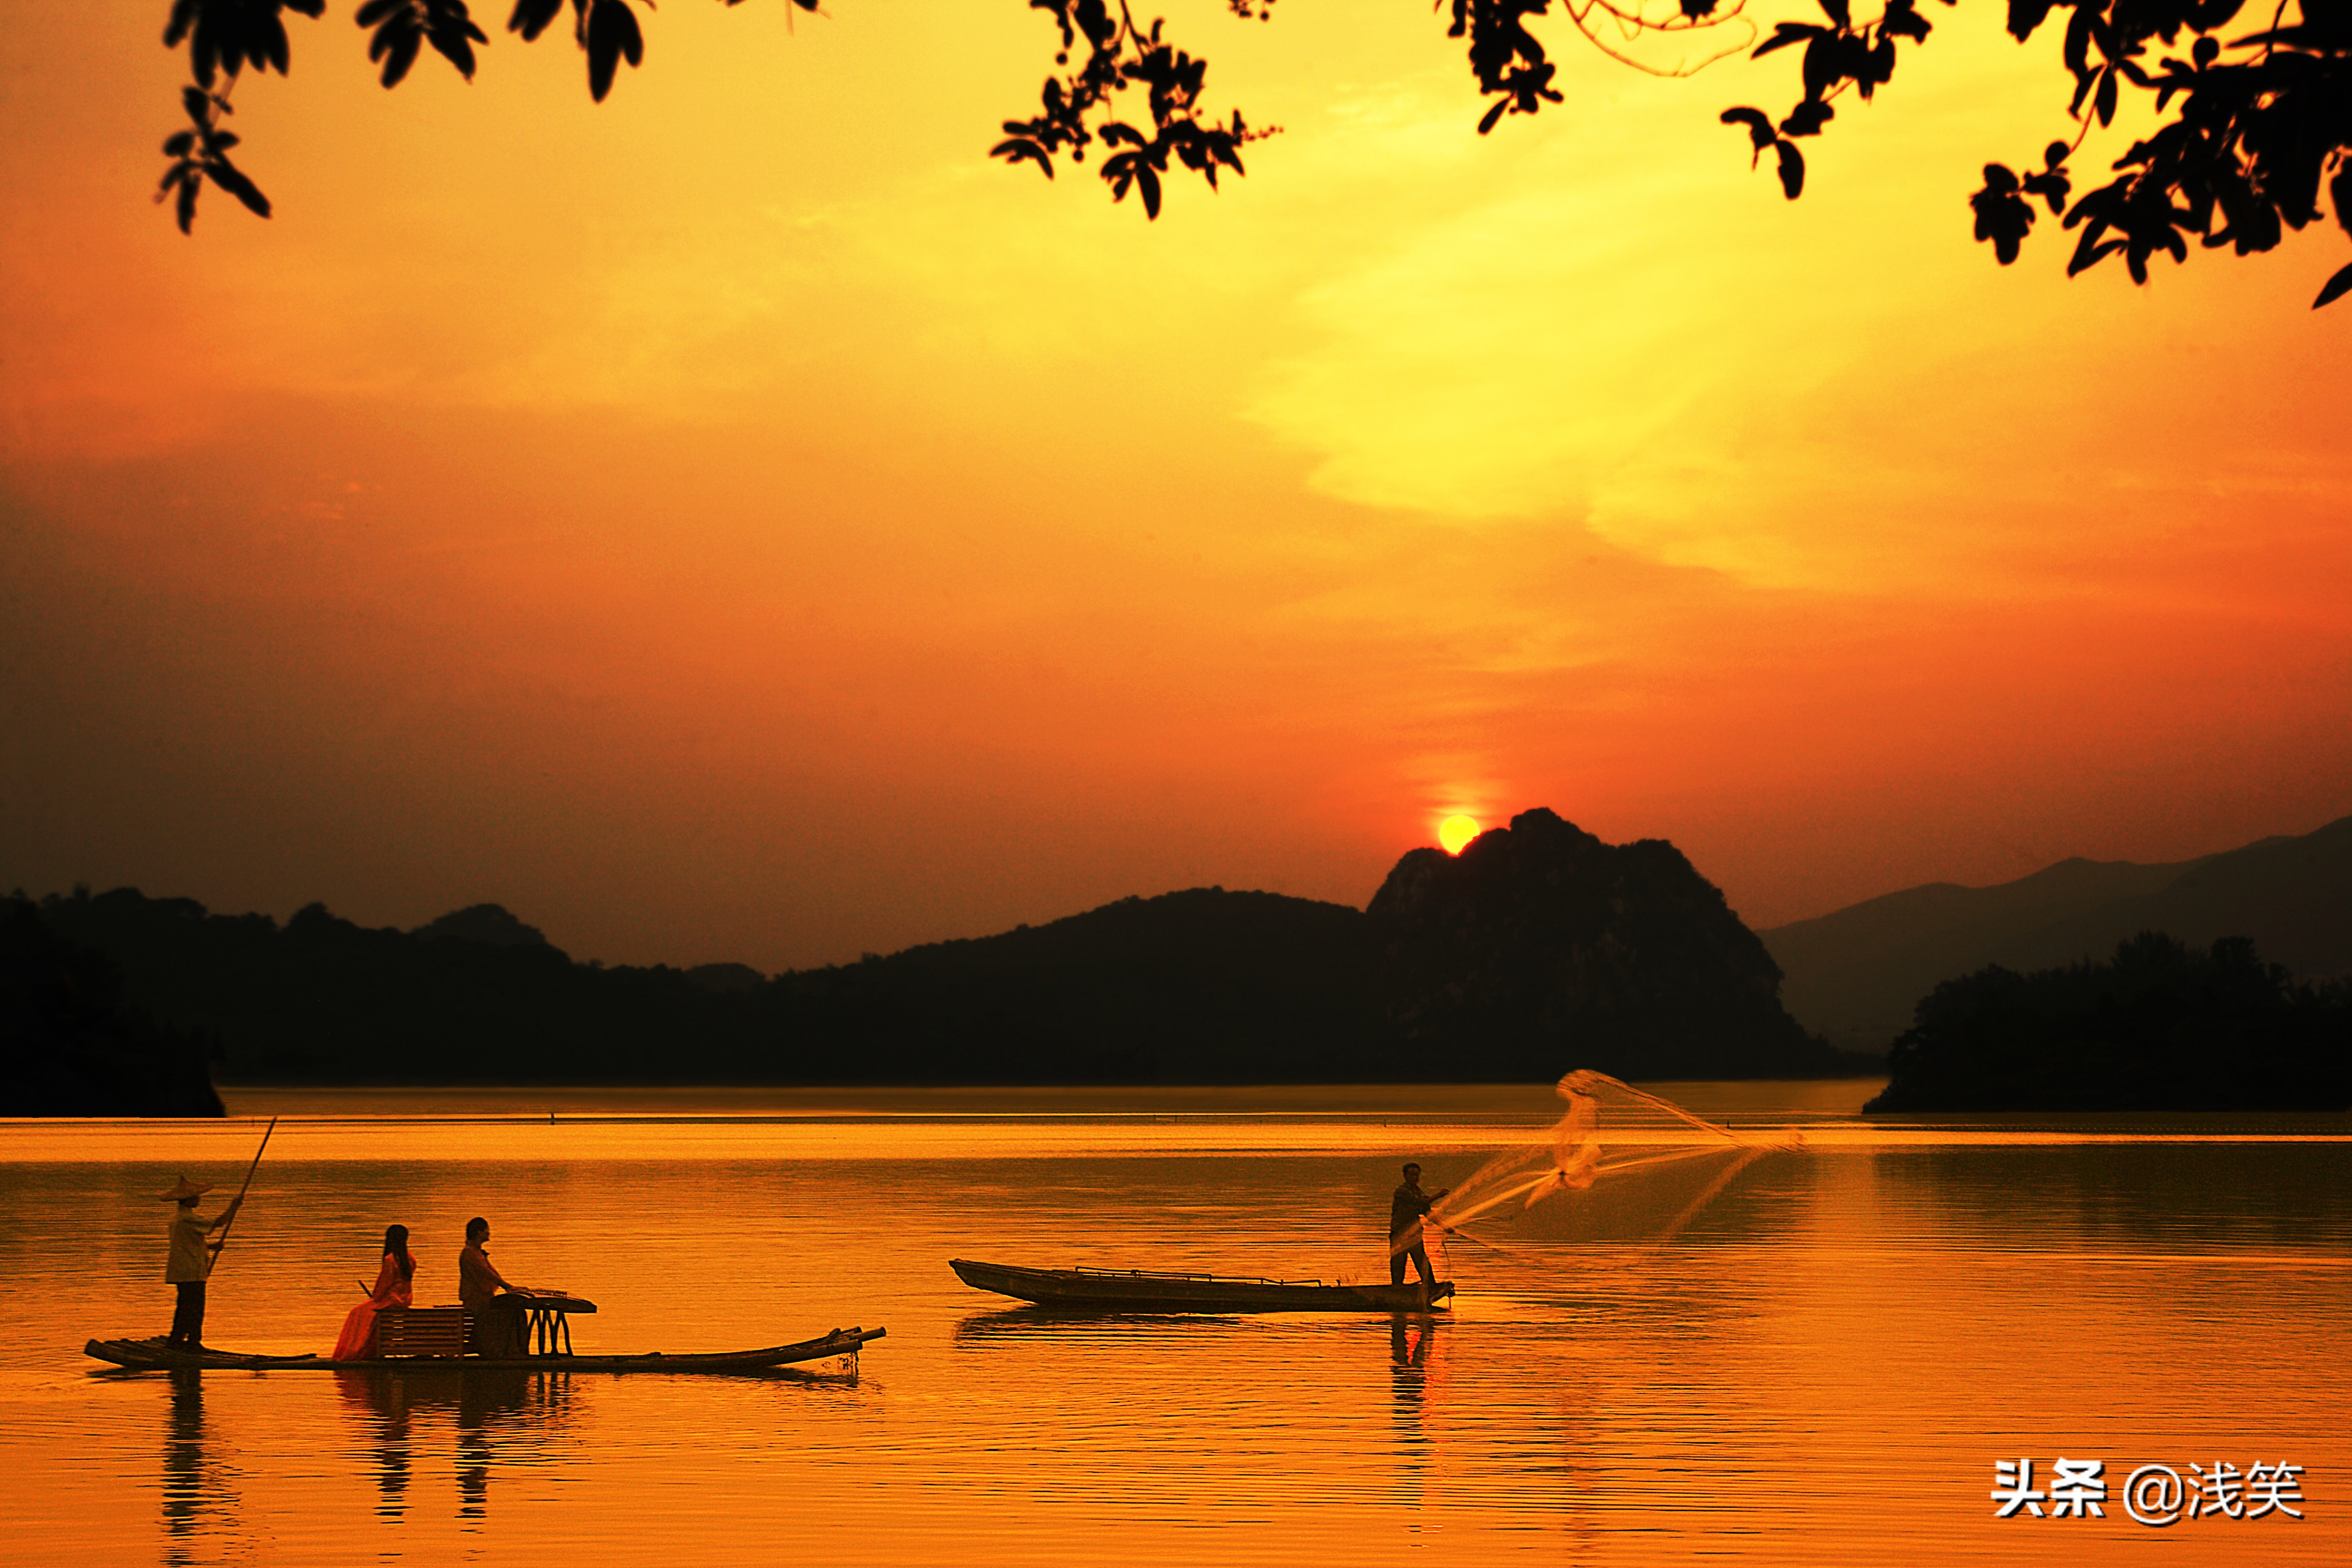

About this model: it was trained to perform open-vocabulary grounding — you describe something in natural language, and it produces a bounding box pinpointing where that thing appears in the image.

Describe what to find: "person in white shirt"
[158,1176,240,1349]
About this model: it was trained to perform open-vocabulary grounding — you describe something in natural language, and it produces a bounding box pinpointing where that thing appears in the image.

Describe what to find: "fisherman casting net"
[1395,1071,1802,1275]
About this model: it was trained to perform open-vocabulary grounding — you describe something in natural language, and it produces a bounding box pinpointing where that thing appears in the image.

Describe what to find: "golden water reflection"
[331,1368,577,1525]
[2,1086,2344,1565]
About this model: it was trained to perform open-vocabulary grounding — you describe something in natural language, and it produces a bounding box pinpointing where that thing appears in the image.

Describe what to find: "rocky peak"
[1368,808,1839,1078]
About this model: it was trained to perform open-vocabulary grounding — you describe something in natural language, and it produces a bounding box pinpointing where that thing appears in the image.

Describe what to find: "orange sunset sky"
[4,2,2349,972]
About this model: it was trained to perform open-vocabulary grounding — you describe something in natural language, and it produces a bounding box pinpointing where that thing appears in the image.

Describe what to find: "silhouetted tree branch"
[1705,0,2352,306]
[155,1,2351,306]
[988,1,1278,218]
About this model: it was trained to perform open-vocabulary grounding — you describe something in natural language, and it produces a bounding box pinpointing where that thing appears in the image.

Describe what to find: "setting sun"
[1438,815,1481,855]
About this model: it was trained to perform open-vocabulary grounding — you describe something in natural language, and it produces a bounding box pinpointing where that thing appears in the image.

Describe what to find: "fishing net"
[1393,1071,1803,1273]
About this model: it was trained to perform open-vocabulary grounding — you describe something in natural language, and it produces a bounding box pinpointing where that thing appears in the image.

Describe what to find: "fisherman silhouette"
[1388,1163,1450,1288]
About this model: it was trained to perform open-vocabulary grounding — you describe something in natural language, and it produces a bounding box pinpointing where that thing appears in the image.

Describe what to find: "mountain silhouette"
[774,887,1387,1082]
[13,813,1852,1093]
[1371,809,1849,1078]
[1761,815,2352,1051]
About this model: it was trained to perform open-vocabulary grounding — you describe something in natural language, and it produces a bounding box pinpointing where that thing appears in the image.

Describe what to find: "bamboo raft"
[950,1258,1453,1312]
[85,1325,884,1374]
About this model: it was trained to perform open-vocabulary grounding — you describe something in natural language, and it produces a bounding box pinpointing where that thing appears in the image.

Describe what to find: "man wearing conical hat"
[158,1177,240,1350]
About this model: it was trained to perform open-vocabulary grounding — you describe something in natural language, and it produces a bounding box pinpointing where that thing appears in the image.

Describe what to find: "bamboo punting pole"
[205,1116,277,1277]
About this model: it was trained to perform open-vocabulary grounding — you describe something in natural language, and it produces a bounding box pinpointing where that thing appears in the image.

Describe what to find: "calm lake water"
[2,1081,2346,1565]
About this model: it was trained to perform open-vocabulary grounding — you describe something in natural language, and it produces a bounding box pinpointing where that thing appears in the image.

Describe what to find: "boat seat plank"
[377,1306,469,1359]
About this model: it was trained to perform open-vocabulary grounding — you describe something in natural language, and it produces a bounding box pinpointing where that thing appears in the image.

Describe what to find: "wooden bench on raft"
[374,1291,595,1359]
[375,1306,470,1358]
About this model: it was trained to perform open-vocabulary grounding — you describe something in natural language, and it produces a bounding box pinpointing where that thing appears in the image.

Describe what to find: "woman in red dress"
[332,1224,415,1360]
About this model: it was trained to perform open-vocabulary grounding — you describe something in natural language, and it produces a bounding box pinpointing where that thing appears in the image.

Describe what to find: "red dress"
[332,1252,415,1360]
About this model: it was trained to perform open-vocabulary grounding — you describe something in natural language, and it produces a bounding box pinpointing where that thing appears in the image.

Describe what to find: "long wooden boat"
[83,1326,884,1374]
[950,1258,1452,1312]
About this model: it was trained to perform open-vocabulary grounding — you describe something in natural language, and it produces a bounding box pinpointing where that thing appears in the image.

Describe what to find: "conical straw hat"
[155,1175,211,1201]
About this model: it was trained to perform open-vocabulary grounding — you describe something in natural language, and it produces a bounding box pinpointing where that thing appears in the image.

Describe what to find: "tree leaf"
[2005,0,2056,37]
[1753,22,1824,59]
[1801,36,1841,101]
[991,138,1055,177]
[509,0,564,40]
[1776,140,1805,200]
[587,0,643,102]
[206,159,272,219]
[1720,107,1776,159]
[2314,263,2352,310]
[1780,99,1834,138]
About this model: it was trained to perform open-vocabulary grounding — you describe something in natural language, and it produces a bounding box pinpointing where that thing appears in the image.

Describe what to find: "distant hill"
[19,884,1386,1084]
[775,887,1387,1081]
[1371,809,1855,1079]
[1761,816,2352,1052]
[17,813,1850,1089]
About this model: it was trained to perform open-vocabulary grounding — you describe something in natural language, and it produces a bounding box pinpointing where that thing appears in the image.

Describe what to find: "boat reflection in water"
[333,1367,577,1526]
[949,1305,1242,1341]
[160,1369,234,1568]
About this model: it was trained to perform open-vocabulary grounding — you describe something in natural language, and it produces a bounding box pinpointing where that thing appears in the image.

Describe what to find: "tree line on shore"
[1867,931,2352,1112]
[0,900,225,1116]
